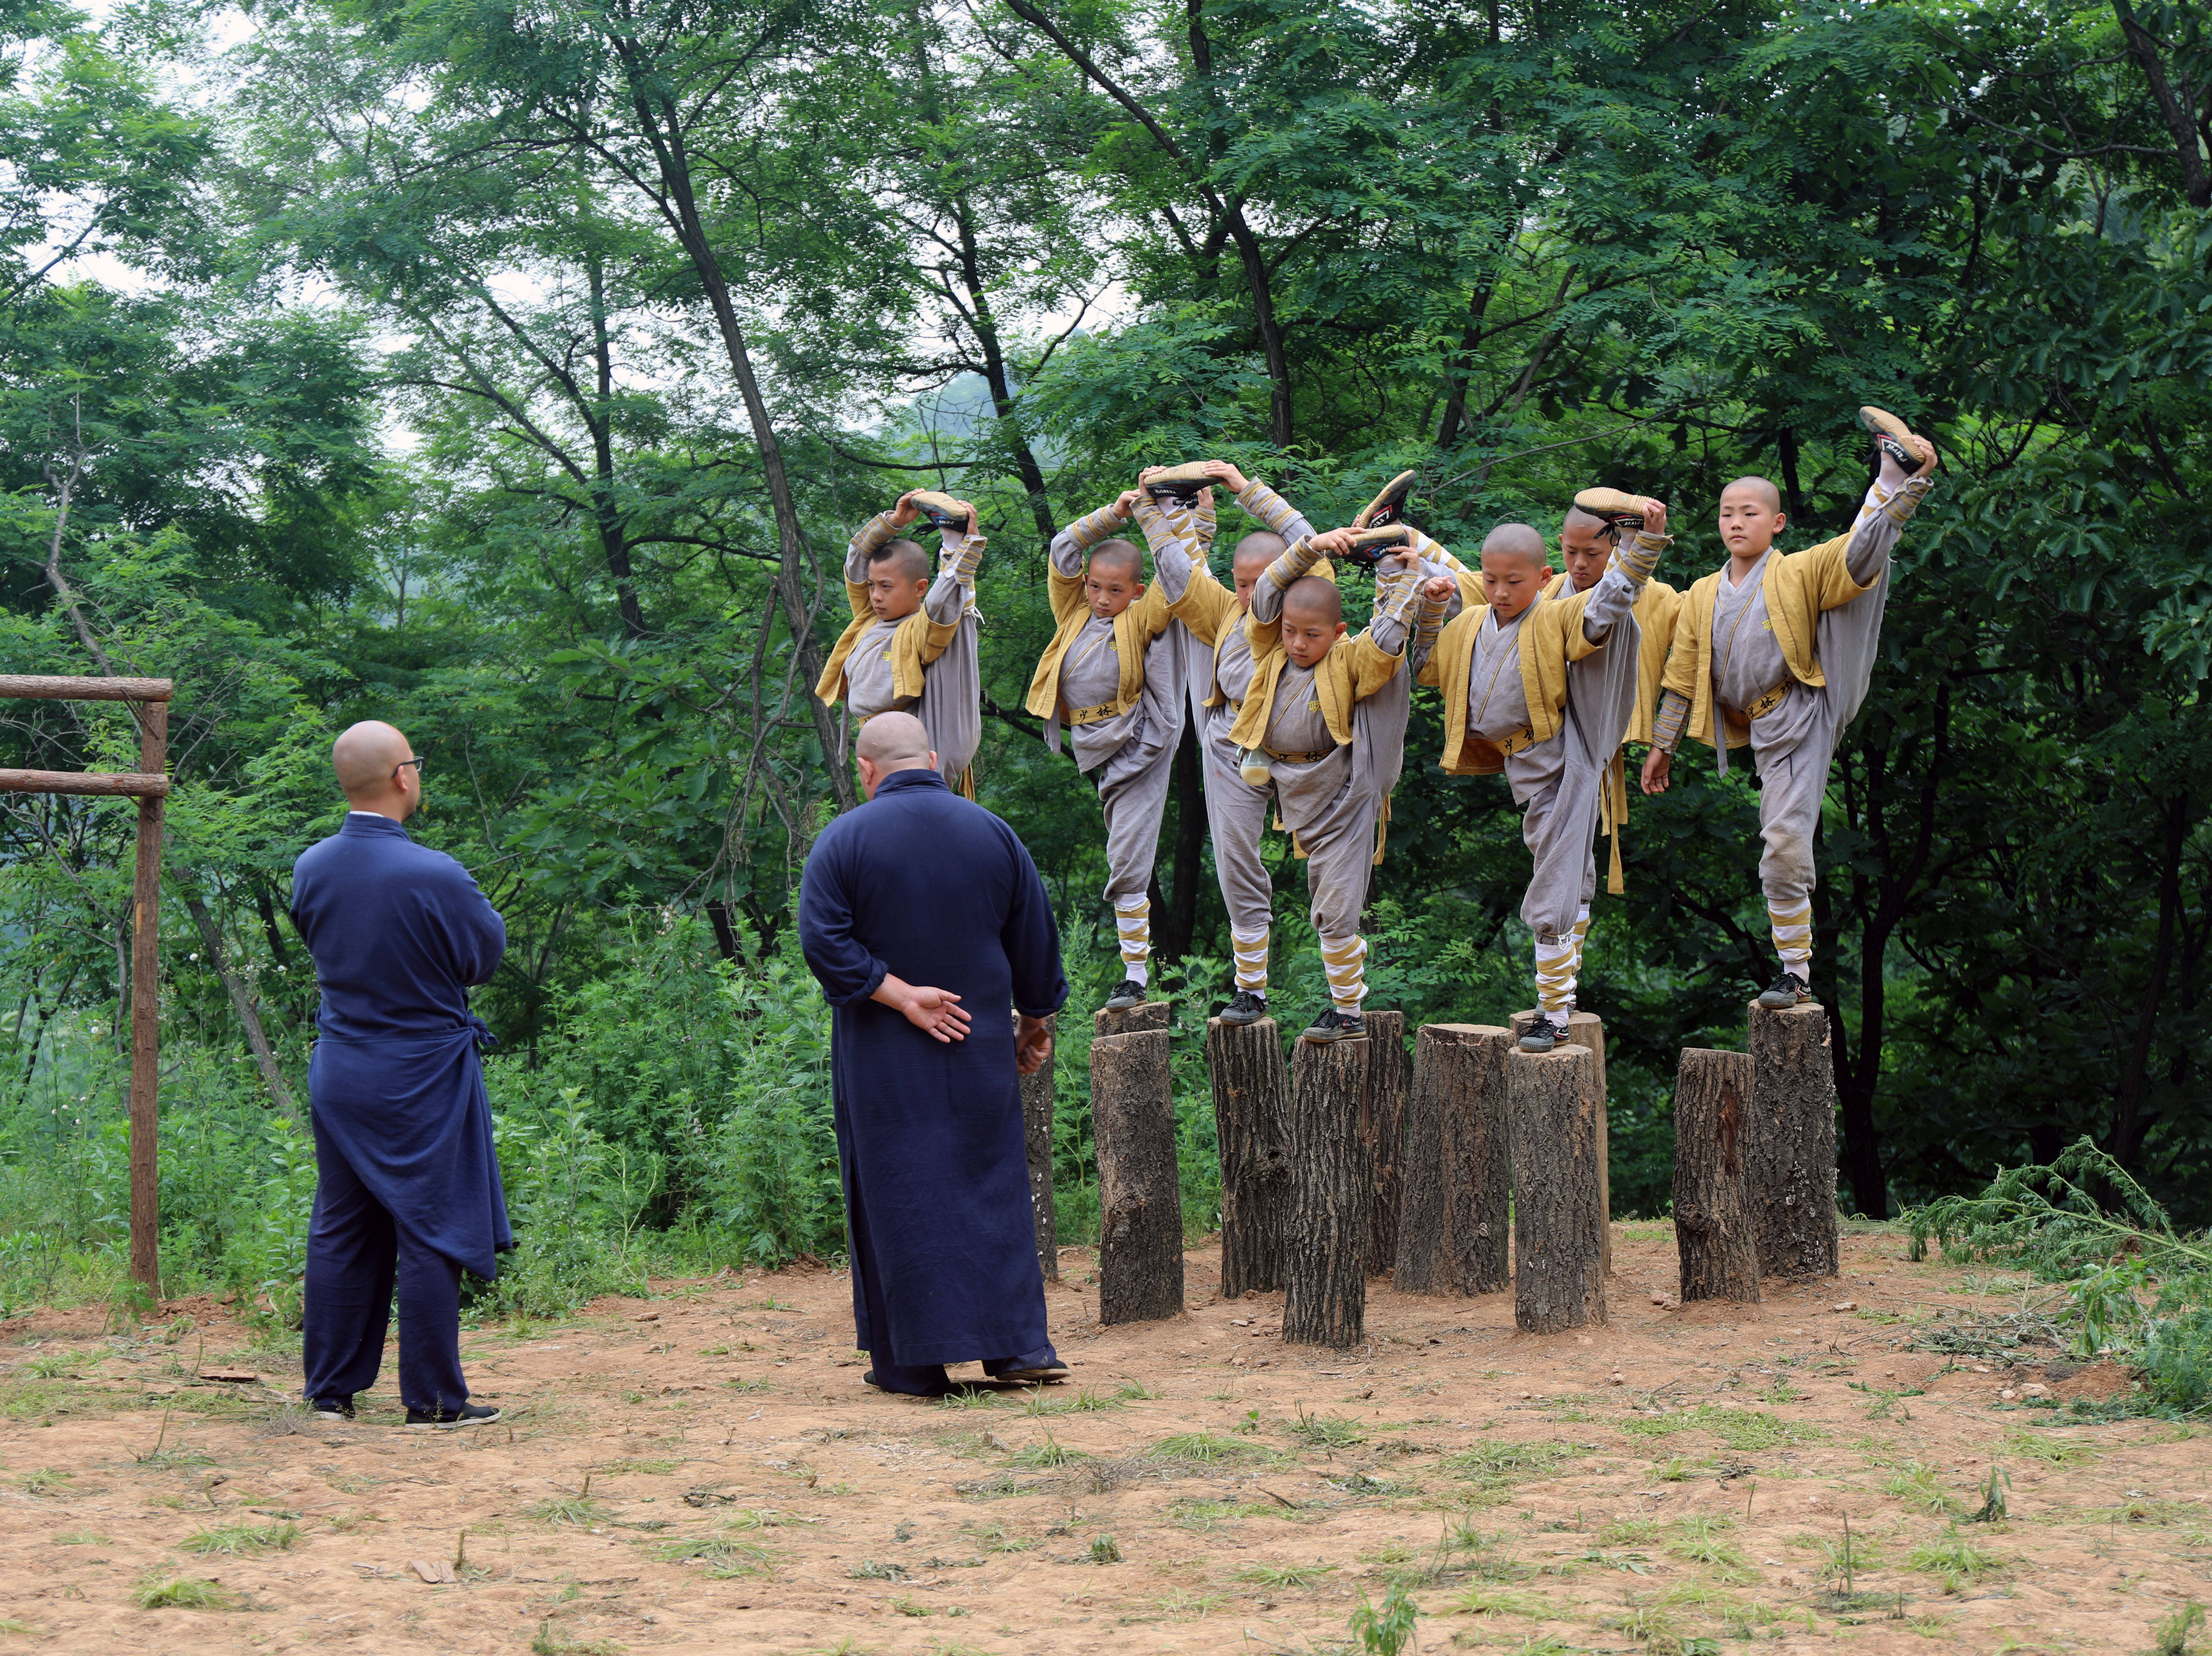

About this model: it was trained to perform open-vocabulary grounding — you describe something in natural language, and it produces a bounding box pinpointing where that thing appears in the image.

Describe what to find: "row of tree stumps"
[1067,997,1840,1350]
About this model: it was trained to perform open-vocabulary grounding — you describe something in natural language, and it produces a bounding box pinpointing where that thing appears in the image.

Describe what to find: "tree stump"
[1671,1048,1760,1303]
[1362,1010,1410,1275]
[1747,1001,1840,1280]
[1205,1015,1290,1299]
[1393,1025,1512,1296]
[1508,1045,1607,1333]
[1090,1015,1183,1324]
[1511,1009,1611,1276]
[1018,1011,1058,1282]
[1095,1001,1170,1039]
[1281,1035,1373,1348]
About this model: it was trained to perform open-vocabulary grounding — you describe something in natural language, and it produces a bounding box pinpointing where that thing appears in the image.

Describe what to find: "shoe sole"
[993,1368,1072,1385]
[404,1409,502,1429]
[1301,1031,1369,1044]
[1756,994,1812,1009]
[1517,1040,1557,1053]
[1103,998,1143,1011]
[1218,1011,1264,1026]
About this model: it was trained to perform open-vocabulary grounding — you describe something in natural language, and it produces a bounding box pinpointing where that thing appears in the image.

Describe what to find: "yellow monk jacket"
[1659,530,1868,750]
[814,583,959,707]
[1168,557,1335,708]
[1544,571,1681,747]
[1226,623,1406,753]
[1417,587,1605,776]
[1022,565,1173,722]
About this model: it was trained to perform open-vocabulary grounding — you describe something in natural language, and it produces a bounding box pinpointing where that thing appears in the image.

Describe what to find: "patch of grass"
[934,1386,1006,1411]
[1113,1380,1157,1401]
[1154,1589,1226,1619]
[17,1467,73,1495]
[181,1519,298,1556]
[1443,1440,1574,1485]
[1620,1405,1821,1450]
[1284,1407,1367,1450]
[1150,1431,1277,1467]
[1450,1585,1546,1616]
[1907,1532,2005,1591]
[526,1493,612,1526]
[132,1576,235,1610]
[529,1625,623,1656]
[888,1598,932,1617]
[597,1458,681,1476]
[1608,1603,1686,1647]
[1236,1562,1335,1588]
[847,1560,908,1581]
[1009,1433,1090,1469]
[653,1535,773,1577]
[1652,1456,1695,1482]
[2003,1428,2096,1465]
[2150,1603,2205,1656]
[1599,1518,1662,1546]
[1088,1534,1121,1563]
[52,1528,109,1545]
[0,1619,43,1637]
[1881,1460,1963,1516]
[1669,1516,1750,1575]
[961,1521,1033,1553]
[1023,1385,1121,1416]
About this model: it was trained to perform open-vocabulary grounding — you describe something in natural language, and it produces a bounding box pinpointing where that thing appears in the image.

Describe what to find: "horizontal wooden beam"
[0,768,170,798]
[0,674,173,703]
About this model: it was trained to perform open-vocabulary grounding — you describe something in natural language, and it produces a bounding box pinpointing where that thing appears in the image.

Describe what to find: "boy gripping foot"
[1024,492,1182,1011]
[816,491,987,791]
[1225,532,1448,1044]
[1419,521,1667,1052]
[1135,460,1320,1026]
[1641,408,1938,1008]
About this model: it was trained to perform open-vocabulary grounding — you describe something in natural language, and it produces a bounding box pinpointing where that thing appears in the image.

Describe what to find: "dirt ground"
[0,1223,2205,1655]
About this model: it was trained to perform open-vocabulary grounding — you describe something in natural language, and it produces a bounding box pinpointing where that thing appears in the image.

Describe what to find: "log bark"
[1090,1025,1182,1323]
[0,768,169,797]
[1394,1024,1512,1296]
[1019,1011,1057,1283]
[1747,1001,1840,1279]
[1671,1048,1761,1303]
[1511,1009,1610,1274]
[0,673,172,702]
[1282,1036,1372,1348]
[1362,1010,1410,1275]
[1205,1015,1290,1299]
[1508,1045,1606,1333]
[1095,1001,1170,1039]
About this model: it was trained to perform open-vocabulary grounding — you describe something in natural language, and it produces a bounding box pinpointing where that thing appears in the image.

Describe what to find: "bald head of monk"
[1718,475,1788,564]
[854,710,939,801]
[1478,523,1553,623]
[331,720,422,822]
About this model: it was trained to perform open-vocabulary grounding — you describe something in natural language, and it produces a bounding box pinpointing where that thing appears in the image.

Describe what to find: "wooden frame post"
[0,674,173,1297]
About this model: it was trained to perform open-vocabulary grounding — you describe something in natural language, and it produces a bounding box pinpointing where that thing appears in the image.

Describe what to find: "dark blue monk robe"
[798,768,1069,1388]
[290,813,508,1411]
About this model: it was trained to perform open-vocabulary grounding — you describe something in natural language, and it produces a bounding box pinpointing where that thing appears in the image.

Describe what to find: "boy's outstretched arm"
[924,500,985,625]
[1250,528,1330,625]
[1578,498,1672,646]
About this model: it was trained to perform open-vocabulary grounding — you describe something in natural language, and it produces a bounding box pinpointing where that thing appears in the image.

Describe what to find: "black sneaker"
[1519,1013,1570,1053]
[1757,970,1812,1009]
[403,1401,501,1429]
[1301,1006,1367,1044]
[1102,980,1146,1011]
[311,1395,355,1421]
[1219,990,1268,1026]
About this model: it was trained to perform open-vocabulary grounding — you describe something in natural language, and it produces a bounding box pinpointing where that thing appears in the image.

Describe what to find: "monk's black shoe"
[1757,969,1813,1009]
[993,1364,1072,1386]
[1219,990,1268,1026]
[311,1395,355,1421]
[1301,1006,1366,1044]
[1102,980,1146,1011]
[404,1401,501,1429]
[1519,1012,1570,1053]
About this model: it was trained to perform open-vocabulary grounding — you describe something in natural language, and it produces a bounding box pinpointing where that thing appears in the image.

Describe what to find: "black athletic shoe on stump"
[1518,1013,1570,1053]
[311,1395,355,1421]
[404,1401,501,1429]
[1757,970,1813,1009]
[1102,980,1146,1011]
[1301,1006,1367,1044]
[1219,990,1268,1026]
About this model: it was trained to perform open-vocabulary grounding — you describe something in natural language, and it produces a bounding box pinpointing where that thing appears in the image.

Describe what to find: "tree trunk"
[1510,1009,1610,1275]
[181,884,294,1114]
[1508,1045,1606,1333]
[1671,1048,1761,1303]
[1090,1005,1181,1323]
[1021,1011,1058,1283]
[1393,1024,1511,1296]
[1206,1014,1290,1299]
[1281,1035,1372,1348]
[1363,1009,1409,1275]
[1747,1001,1840,1280]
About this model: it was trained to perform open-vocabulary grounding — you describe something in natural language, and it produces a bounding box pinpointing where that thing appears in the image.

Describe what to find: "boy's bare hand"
[1114,488,1142,519]
[1907,431,1938,475]
[1423,574,1456,604]
[1308,527,1356,558]
[891,490,919,527]
[1201,459,1250,494]
[1638,498,1668,538]
[1640,747,1672,795]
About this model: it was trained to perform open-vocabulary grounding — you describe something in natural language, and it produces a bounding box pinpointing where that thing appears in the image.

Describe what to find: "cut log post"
[1281,1035,1373,1348]
[1671,1048,1761,1303]
[1393,1025,1512,1296]
[1511,1009,1610,1275]
[1508,1045,1606,1333]
[1089,1018,1183,1323]
[1747,1001,1840,1280]
[1362,1009,1410,1275]
[1095,1000,1170,1038]
[1205,1015,1291,1299]
[1018,1011,1058,1282]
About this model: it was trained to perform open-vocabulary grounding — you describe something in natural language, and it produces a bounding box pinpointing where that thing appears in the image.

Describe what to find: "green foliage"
[1348,1580,1419,1656]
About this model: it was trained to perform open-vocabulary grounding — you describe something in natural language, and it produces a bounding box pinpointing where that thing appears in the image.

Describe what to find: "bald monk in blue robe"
[290,720,509,1427]
[799,712,1071,1397]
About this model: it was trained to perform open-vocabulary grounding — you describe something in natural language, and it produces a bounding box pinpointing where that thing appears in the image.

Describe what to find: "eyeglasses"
[393,757,425,781]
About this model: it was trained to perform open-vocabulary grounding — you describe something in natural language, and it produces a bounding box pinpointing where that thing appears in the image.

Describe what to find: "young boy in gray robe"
[1022,492,1182,1009]
[815,493,986,791]
[1642,408,1938,1008]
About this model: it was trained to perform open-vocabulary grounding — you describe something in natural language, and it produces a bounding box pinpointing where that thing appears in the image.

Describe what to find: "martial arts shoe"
[1302,1006,1367,1044]
[404,1401,502,1429]
[1518,1012,1571,1053]
[1757,970,1814,1009]
[908,489,972,534]
[1355,469,1419,530]
[1572,487,1651,534]
[1143,461,1213,503]
[1219,989,1268,1026]
[310,1395,355,1421]
[1857,406,1935,473]
[1102,979,1147,1011]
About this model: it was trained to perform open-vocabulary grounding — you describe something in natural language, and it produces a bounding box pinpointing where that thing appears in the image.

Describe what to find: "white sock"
[1769,901,1811,977]
[1320,933,1368,1011]
[1230,926,1269,994]
[1535,932,1576,1016]
[1115,897,1151,984]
